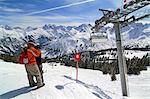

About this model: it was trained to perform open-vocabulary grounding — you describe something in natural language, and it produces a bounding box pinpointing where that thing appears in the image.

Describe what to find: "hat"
[23,44,28,51]
[35,43,40,46]
[24,44,28,48]
[35,43,40,49]
[28,40,35,45]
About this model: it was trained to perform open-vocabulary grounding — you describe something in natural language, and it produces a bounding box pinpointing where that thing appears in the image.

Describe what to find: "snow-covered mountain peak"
[0,23,149,58]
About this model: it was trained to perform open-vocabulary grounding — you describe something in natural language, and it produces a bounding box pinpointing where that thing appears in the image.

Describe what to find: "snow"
[143,28,150,33]
[0,61,150,99]
[128,68,150,98]
[125,51,150,59]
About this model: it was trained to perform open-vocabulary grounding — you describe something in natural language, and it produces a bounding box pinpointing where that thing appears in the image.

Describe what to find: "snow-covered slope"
[0,22,149,58]
[122,23,150,48]
[0,61,150,99]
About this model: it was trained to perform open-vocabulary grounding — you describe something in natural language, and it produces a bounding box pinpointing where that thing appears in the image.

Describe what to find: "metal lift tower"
[92,0,150,96]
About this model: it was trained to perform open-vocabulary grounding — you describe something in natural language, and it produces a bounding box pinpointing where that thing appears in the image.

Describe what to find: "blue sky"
[0,0,124,27]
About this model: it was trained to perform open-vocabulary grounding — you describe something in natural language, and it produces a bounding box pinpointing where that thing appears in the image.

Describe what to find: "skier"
[35,43,44,84]
[19,41,44,88]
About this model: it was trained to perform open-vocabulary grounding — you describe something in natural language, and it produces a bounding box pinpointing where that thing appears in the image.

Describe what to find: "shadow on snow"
[55,82,74,90]
[0,86,33,99]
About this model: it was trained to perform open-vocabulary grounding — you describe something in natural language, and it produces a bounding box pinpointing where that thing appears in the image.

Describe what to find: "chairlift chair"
[90,31,108,43]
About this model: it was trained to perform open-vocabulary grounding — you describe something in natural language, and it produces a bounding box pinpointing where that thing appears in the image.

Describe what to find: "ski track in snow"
[63,75,112,99]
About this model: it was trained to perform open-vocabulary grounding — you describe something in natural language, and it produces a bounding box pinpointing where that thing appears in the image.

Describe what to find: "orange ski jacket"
[19,47,40,65]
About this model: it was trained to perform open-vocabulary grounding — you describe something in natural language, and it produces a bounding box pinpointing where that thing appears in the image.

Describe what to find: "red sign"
[74,53,81,61]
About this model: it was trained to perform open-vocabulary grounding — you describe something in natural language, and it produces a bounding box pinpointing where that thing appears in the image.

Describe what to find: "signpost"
[74,53,81,81]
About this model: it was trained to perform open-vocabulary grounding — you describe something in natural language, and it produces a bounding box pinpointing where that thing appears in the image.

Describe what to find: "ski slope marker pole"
[74,53,81,82]
[76,61,79,82]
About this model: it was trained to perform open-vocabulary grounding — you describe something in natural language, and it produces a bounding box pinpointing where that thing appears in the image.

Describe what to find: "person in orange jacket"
[19,41,44,88]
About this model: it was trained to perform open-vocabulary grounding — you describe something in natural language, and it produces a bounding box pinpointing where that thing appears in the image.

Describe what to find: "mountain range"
[0,22,149,58]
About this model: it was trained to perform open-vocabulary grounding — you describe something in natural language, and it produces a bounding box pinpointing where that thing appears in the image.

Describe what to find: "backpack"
[19,51,28,64]
[36,54,42,65]
[23,50,29,64]
[23,58,29,64]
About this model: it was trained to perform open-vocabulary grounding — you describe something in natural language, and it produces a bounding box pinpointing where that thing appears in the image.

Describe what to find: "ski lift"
[90,31,108,43]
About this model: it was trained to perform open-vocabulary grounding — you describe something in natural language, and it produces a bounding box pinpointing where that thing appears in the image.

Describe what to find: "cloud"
[108,0,140,8]
[0,7,24,12]
[107,0,122,8]
[44,15,86,20]
[25,0,95,15]
[0,16,47,27]
[0,15,90,27]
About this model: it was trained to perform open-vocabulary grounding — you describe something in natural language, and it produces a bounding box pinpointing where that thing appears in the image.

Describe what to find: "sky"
[0,0,133,27]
